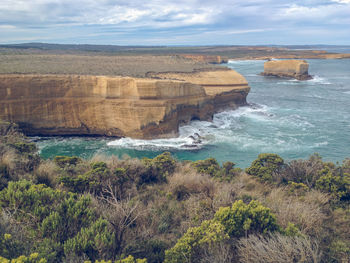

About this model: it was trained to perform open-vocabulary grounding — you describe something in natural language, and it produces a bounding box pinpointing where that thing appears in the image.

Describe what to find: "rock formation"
[261,60,312,80]
[179,54,228,64]
[0,70,249,139]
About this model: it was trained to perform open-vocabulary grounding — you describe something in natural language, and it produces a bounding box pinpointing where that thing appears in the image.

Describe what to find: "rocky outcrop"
[179,54,228,64]
[261,60,312,80]
[0,70,249,139]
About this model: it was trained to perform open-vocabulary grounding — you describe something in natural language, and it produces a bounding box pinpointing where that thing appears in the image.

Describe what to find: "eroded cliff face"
[179,54,228,64]
[0,70,249,139]
[261,60,312,80]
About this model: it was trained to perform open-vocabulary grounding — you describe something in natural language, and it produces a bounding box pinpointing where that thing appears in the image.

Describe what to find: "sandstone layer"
[261,60,312,80]
[0,70,249,139]
[179,54,228,64]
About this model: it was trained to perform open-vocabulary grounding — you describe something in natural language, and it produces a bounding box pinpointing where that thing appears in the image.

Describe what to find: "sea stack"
[261,59,312,80]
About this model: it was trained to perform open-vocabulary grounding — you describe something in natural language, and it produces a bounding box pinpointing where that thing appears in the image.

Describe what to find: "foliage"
[0,180,101,262]
[316,170,350,201]
[11,142,37,154]
[1,127,350,263]
[164,220,228,263]
[84,255,147,263]
[192,158,240,181]
[64,218,115,261]
[140,152,176,185]
[124,239,167,263]
[283,222,302,237]
[165,200,279,262]
[191,158,220,177]
[246,153,284,182]
[214,200,279,238]
[53,156,81,168]
[0,253,47,263]
[0,233,25,260]
[329,240,350,262]
[288,181,309,196]
[281,154,324,187]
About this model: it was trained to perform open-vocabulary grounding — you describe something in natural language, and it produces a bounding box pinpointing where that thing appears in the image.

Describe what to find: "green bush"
[214,200,279,238]
[53,156,81,168]
[124,239,167,263]
[246,153,284,182]
[0,253,47,263]
[11,142,37,153]
[0,233,26,260]
[64,218,115,261]
[164,220,228,263]
[165,200,279,263]
[191,158,221,177]
[288,181,309,196]
[0,180,104,262]
[86,255,147,263]
[139,152,176,186]
[316,170,350,201]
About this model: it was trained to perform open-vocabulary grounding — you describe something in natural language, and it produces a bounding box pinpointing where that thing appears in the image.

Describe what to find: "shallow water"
[37,59,350,167]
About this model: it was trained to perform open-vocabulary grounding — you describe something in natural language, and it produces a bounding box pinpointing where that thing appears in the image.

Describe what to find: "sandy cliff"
[179,54,228,64]
[261,60,312,80]
[0,70,249,139]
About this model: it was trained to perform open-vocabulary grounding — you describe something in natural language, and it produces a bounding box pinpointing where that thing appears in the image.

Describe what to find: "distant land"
[1,43,350,60]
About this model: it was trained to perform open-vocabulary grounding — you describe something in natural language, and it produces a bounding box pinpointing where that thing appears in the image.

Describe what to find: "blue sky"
[0,0,350,45]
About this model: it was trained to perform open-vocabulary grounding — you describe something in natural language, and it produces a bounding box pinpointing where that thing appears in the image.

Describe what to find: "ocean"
[37,58,350,168]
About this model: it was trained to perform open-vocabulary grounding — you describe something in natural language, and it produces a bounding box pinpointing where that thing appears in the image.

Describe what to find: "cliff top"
[0,54,224,78]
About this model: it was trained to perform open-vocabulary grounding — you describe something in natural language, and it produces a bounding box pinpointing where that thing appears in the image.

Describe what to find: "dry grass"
[264,188,329,235]
[0,148,17,172]
[35,160,58,187]
[0,54,220,77]
[167,170,217,200]
[237,233,322,263]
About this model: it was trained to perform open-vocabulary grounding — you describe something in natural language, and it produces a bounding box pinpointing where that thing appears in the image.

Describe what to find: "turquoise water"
[37,59,350,167]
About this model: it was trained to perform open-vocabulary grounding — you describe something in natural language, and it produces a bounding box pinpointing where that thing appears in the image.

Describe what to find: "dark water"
[37,59,350,167]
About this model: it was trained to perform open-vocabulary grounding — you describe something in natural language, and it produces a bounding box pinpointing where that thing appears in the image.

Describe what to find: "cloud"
[0,0,349,44]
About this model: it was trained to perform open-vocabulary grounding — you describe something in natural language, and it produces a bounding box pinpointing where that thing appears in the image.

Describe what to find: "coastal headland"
[0,44,349,138]
[0,69,249,138]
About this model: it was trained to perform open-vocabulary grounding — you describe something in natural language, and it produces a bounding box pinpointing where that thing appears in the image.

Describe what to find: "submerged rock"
[261,59,312,80]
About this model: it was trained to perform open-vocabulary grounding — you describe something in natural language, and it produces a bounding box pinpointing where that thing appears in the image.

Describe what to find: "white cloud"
[0,24,16,29]
[331,0,350,3]
[0,0,349,44]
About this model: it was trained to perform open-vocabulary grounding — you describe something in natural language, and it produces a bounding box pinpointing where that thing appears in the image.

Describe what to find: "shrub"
[246,153,284,182]
[191,158,220,177]
[64,218,115,261]
[288,181,309,196]
[165,200,279,263]
[329,240,350,263]
[0,253,47,263]
[164,220,228,263]
[11,142,36,154]
[59,161,112,194]
[316,170,350,201]
[124,239,167,263]
[139,152,176,186]
[282,154,324,187]
[214,200,279,238]
[53,156,81,168]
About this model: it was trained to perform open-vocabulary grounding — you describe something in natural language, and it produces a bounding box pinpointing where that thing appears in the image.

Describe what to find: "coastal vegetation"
[0,122,349,262]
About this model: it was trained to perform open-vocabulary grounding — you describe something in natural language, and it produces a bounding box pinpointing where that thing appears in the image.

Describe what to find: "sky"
[0,0,350,45]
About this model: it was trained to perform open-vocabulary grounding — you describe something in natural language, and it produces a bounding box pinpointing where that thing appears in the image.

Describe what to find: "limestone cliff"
[179,54,228,64]
[261,60,312,80]
[0,70,249,139]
